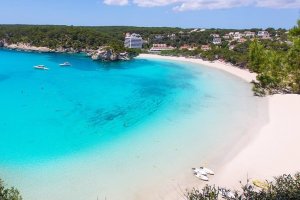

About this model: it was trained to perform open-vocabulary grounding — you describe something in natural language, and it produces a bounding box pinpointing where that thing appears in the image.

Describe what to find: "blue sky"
[0,0,299,29]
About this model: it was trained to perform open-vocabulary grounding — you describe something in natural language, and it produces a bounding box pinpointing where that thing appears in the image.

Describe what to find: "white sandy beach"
[138,54,257,83]
[211,94,300,188]
[138,54,300,198]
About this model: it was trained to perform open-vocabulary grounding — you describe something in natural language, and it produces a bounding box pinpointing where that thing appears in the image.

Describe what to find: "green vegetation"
[1,172,299,200]
[0,25,181,51]
[0,179,22,200]
[251,20,300,95]
[160,21,299,96]
[0,22,299,95]
[186,172,300,200]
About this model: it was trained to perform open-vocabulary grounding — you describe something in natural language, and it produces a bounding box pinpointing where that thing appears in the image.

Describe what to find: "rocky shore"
[87,46,130,61]
[0,41,132,61]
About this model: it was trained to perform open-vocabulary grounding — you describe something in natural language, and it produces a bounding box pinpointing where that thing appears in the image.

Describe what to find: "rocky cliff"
[88,47,130,61]
[1,42,133,61]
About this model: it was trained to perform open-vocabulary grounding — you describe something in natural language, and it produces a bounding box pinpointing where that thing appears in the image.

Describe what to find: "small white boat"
[192,168,207,175]
[34,65,49,70]
[194,173,209,181]
[59,62,71,66]
[199,167,214,175]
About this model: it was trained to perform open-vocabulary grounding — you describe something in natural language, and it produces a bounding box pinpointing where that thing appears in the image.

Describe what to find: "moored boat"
[192,168,207,175]
[59,62,71,66]
[199,167,214,175]
[34,65,49,70]
[194,173,209,181]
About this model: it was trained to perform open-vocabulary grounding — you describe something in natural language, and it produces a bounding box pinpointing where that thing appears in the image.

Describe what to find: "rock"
[89,47,130,61]
[2,43,134,62]
[55,47,68,53]
[4,42,53,52]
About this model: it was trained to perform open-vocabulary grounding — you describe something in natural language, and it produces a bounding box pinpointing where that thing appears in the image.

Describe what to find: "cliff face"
[88,47,130,61]
[1,42,133,61]
[4,43,53,52]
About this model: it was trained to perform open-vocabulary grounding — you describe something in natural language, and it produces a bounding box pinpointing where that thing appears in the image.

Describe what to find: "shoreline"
[209,94,300,189]
[1,44,131,61]
[137,54,257,83]
[137,54,300,198]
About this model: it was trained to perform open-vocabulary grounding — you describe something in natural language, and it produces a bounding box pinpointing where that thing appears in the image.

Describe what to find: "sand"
[138,54,257,83]
[210,94,300,188]
[137,54,300,198]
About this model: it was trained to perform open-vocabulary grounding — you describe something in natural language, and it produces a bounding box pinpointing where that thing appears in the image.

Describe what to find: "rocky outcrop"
[89,47,130,61]
[54,47,80,53]
[1,42,134,62]
[4,43,53,52]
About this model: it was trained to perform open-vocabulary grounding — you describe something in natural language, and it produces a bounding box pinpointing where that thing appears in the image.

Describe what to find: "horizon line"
[0,23,291,30]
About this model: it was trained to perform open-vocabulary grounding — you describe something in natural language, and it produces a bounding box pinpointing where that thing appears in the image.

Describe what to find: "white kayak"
[192,168,207,175]
[194,173,209,181]
[199,167,214,175]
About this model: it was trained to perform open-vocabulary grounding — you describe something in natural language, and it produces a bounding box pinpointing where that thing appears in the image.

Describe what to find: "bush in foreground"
[186,173,300,200]
[0,179,22,200]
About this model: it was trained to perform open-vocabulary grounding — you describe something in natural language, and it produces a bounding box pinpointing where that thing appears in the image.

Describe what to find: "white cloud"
[173,0,252,11]
[103,0,300,10]
[132,0,179,7]
[103,0,129,6]
[255,0,300,8]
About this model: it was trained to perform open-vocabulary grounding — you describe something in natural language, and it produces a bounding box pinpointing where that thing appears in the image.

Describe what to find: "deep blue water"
[0,49,200,164]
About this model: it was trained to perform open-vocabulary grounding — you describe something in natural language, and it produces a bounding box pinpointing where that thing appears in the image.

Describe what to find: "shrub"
[186,172,300,200]
[0,179,22,200]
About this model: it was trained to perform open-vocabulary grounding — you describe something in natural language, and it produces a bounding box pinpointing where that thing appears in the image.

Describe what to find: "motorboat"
[59,62,71,66]
[199,167,214,175]
[34,65,49,70]
[194,173,209,181]
[192,168,207,175]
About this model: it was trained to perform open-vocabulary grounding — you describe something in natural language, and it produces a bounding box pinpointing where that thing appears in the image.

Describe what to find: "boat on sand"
[192,166,214,181]
[194,173,209,181]
[200,167,214,175]
[192,168,207,175]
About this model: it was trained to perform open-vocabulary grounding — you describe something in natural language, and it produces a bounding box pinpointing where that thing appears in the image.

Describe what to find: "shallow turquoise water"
[0,49,201,164]
[0,49,263,200]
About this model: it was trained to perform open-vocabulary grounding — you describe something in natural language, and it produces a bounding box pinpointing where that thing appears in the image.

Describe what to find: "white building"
[233,32,241,40]
[190,29,198,33]
[257,31,270,38]
[228,32,235,37]
[167,34,176,40]
[210,34,220,38]
[244,31,256,38]
[212,37,222,45]
[223,34,230,39]
[149,44,175,53]
[124,33,143,49]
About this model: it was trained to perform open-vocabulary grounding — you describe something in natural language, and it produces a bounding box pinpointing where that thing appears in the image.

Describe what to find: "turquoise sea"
[0,49,263,200]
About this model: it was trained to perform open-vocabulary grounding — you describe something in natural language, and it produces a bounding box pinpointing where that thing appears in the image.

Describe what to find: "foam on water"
[0,49,263,200]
